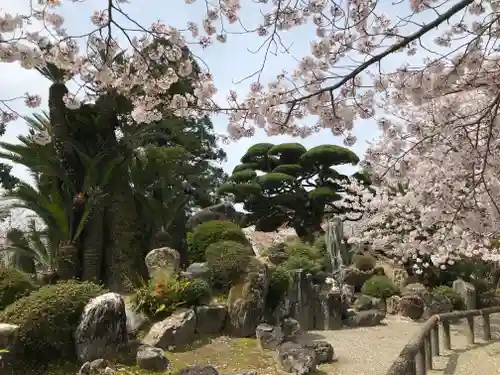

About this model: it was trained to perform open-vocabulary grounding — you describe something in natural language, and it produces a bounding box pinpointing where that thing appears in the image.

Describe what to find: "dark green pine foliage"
[218,143,370,238]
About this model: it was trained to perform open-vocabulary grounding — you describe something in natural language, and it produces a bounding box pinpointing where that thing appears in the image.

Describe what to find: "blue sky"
[0,0,438,182]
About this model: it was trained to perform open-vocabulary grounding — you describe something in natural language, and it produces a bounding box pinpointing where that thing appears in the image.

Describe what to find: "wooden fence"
[385,306,500,375]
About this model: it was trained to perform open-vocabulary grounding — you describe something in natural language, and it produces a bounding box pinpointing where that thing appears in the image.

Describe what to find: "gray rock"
[399,295,424,320]
[276,341,316,375]
[0,324,19,349]
[386,295,401,315]
[341,284,355,303]
[223,372,257,375]
[453,279,476,309]
[176,365,219,375]
[145,247,180,279]
[77,359,114,375]
[125,303,148,335]
[143,308,196,349]
[136,344,169,371]
[313,290,344,330]
[283,270,315,330]
[354,295,385,312]
[256,323,285,351]
[281,317,301,342]
[184,263,210,280]
[345,309,385,327]
[304,341,334,364]
[195,305,227,334]
[226,261,269,337]
[74,293,128,363]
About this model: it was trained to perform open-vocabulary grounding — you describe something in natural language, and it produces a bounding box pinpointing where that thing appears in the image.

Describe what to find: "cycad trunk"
[49,83,78,184]
[57,243,80,280]
[81,205,105,283]
[104,180,143,292]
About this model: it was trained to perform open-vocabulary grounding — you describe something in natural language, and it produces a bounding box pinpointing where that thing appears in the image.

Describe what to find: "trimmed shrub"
[0,266,38,310]
[361,275,399,299]
[184,278,212,306]
[205,240,253,288]
[0,280,105,366]
[353,254,376,271]
[188,220,249,263]
[281,254,322,275]
[266,265,290,311]
[431,286,462,310]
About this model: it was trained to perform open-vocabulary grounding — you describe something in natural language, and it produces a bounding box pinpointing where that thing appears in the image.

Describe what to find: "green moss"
[361,275,398,299]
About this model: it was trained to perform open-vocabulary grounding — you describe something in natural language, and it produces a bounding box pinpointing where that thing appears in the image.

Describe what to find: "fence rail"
[385,306,500,375]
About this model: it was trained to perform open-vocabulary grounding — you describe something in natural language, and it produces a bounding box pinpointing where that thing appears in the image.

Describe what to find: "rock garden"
[0,205,497,375]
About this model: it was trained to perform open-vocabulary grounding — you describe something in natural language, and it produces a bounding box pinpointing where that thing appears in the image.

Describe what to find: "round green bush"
[205,240,254,288]
[184,278,212,306]
[431,286,462,310]
[361,275,399,299]
[353,254,376,271]
[188,220,249,263]
[0,266,38,310]
[0,280,105,366]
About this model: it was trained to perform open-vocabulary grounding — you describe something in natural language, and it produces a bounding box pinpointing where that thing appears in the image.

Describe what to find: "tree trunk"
[57,243,80,280]
[104,179,143,292]
[81,205,105,283]
[167,208,189,268]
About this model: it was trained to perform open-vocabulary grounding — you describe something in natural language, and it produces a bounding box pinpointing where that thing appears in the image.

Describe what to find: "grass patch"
[35,337,279,375]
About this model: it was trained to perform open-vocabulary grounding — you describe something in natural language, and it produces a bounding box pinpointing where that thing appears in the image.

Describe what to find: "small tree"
[218,143,370,238]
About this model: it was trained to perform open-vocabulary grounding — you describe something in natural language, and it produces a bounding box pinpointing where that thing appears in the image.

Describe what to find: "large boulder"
[276,341,316,375]
[453,279,476,310]
[74,293,128,363]
[267,243,289,265]
[125,302,148,335]
[353,295,384,312]
[145,247,181,279]
[195,305,227,334]
[312,289,344,330]
[77,358,116,375]
[143,308,196,349]
[226,261,270,337]
[256,323,285,352]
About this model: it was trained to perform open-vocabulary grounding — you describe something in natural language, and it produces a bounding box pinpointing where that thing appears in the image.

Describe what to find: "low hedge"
[0,280,105,367]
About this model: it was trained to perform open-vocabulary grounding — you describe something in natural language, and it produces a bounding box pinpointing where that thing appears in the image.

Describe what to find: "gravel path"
[302,315,424,375]
[428,313,500,375]
[301,314,500,375]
